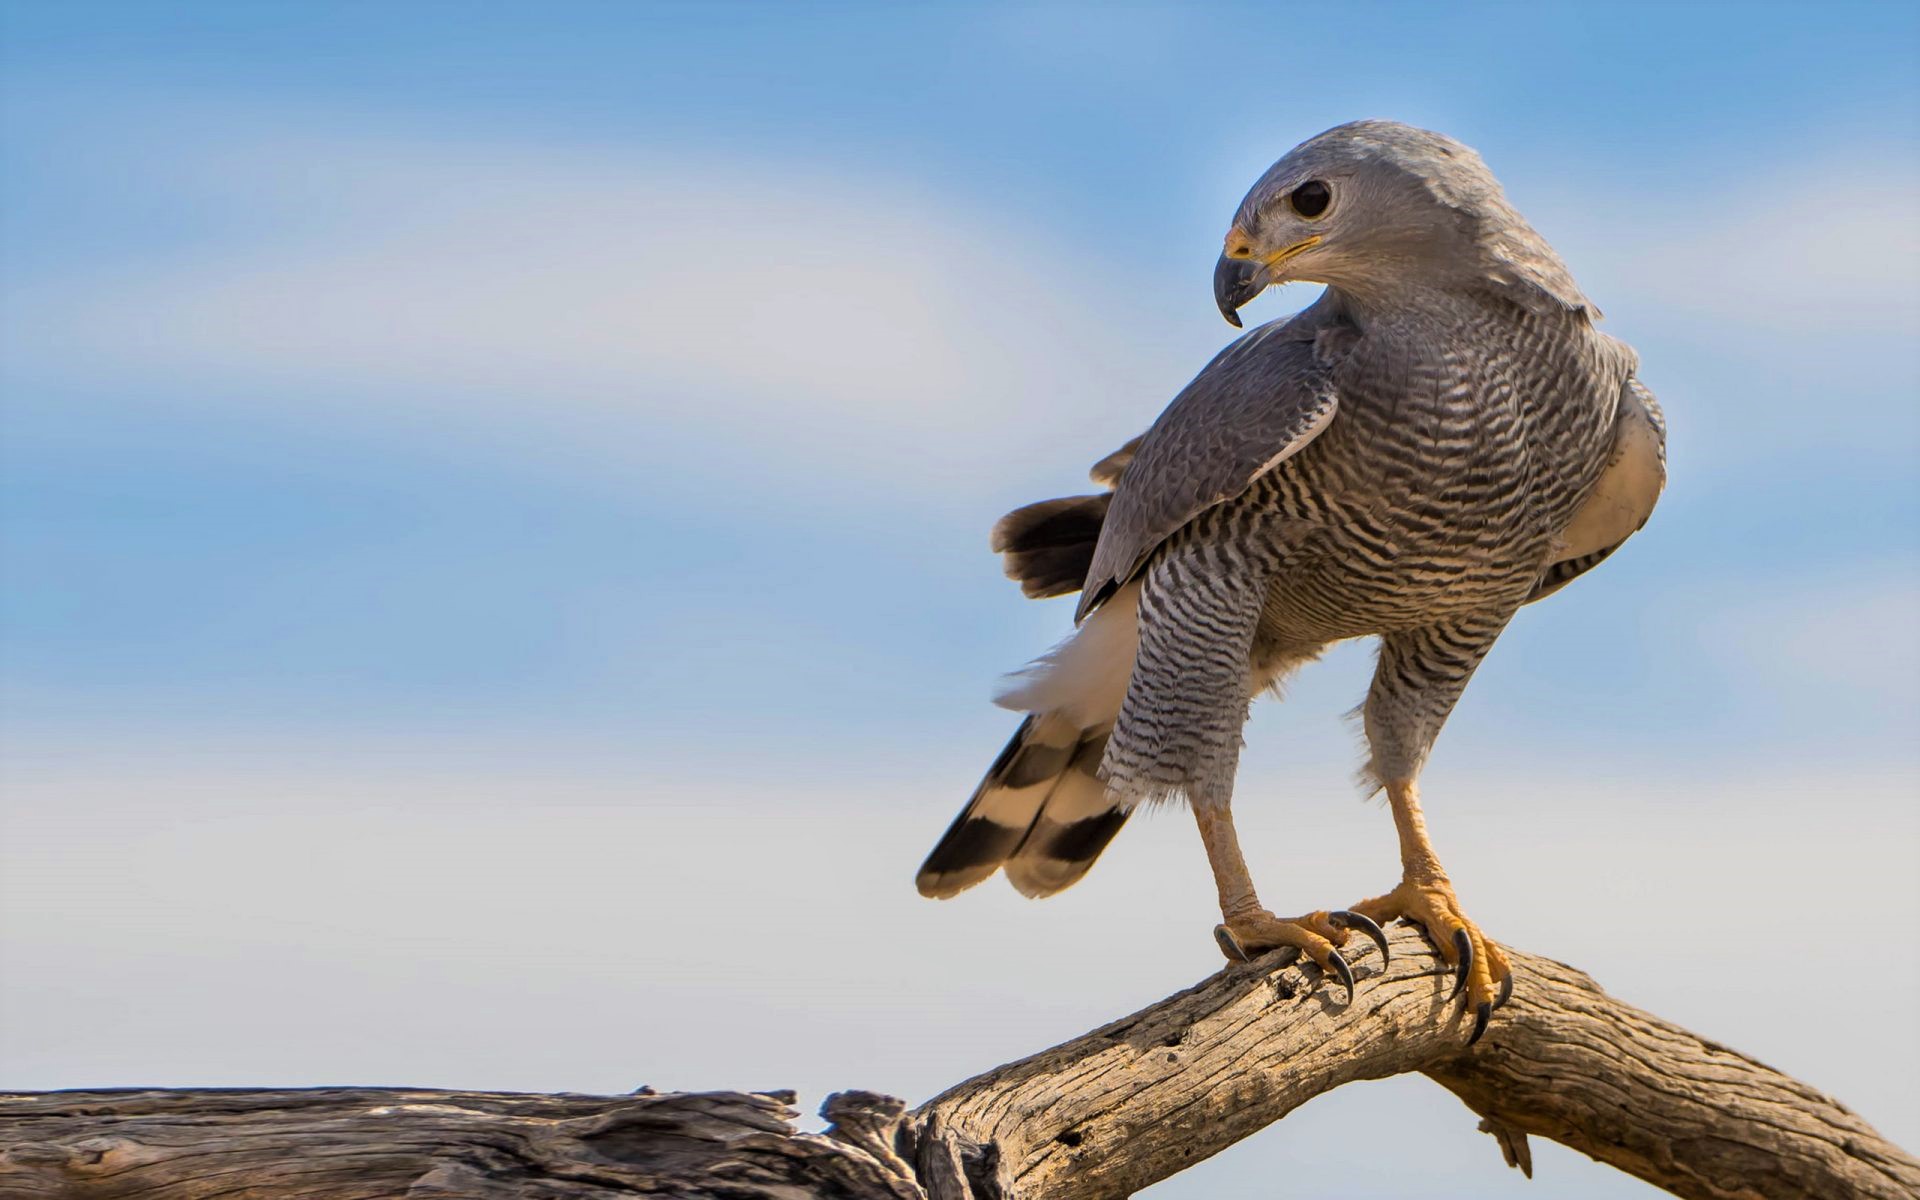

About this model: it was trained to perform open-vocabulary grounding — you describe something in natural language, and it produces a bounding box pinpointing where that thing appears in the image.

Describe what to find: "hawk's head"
[1214,120,1591,325]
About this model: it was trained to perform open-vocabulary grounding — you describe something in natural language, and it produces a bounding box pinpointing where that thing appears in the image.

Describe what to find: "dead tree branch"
[2,925,1912,1199]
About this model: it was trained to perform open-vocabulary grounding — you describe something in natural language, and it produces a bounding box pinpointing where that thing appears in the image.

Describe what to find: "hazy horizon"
[3,4,1916,1196]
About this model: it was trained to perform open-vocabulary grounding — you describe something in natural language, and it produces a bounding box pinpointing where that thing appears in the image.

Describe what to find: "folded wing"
[1077,318,1343,620]
[1526,377,1667,603]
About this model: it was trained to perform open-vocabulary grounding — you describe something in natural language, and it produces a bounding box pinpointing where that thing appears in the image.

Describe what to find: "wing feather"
[1087,435,1144,488]
[1076,316,1342,620]
[1526,377,1666,603]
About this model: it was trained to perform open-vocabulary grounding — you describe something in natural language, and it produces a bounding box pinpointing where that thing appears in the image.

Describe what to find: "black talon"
[1468,1000,1492,1046]
[1328,910,1390,967]
[1449,929,1473,1001]
[1326,949,1355,1006]
[1214,924,1250,963]
[1495,972,1514,1011]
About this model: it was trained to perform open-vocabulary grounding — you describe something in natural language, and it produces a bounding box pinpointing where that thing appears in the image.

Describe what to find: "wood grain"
[4,925,1912,1199]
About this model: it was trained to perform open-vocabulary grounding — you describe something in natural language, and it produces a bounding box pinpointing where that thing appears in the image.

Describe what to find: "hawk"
[916,121,1666,1042]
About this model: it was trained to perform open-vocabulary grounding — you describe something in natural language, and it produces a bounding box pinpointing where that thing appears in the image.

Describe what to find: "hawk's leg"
[1193,803,1388,1003]
[1348,778,1513,1042]
[1353,618,1517,1042]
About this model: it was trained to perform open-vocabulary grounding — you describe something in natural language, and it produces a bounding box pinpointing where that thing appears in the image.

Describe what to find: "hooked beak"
[1213,255,1268,328]
[1213,234,1324,327]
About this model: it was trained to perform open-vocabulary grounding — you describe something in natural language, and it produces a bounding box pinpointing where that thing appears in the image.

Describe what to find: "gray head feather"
[1231,120,1594,317]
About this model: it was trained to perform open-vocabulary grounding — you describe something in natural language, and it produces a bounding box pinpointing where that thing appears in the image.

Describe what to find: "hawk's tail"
[990,493,1107,599]
[915,712,1131,899]
[919,580,1141,900]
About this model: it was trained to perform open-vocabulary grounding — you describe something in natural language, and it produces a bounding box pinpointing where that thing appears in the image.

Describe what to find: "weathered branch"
[914,924,1916,1198]
[3,925,1913,1199]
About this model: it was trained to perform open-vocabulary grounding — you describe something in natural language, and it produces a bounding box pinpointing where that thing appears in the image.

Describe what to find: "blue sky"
[3,4,1917,1196]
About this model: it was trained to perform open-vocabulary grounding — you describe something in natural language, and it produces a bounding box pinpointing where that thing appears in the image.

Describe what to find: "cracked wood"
[2,925,1912,1199]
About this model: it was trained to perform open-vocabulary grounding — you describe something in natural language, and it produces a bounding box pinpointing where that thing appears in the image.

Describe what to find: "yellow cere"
[1263,235,1323,268]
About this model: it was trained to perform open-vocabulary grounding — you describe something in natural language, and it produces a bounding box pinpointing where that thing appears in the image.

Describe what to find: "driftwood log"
[3,924,1913,1199]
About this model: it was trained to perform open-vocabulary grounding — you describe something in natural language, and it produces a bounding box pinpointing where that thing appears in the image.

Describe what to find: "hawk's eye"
[1288,180,1332,219]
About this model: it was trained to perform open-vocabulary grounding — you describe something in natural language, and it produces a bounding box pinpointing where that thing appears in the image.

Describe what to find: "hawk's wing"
[1087,435,1144,489]
[1526,377,1667,603]
[1076,318,1341,620]
[982,436,1143,600]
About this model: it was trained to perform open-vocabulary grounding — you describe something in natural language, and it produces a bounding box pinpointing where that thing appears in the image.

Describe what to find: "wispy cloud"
[13,119,1918,510]
[7,127,1183,495]
[1541,155,1920,339]
[1691,567,1920,703]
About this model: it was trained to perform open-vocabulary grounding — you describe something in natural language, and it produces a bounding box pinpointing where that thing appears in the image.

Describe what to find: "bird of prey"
[916,121,1665,1041]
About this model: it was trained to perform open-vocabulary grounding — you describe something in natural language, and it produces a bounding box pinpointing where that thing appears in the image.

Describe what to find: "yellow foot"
[1212,909,1391,1005]
[1350,878,1512,1044]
